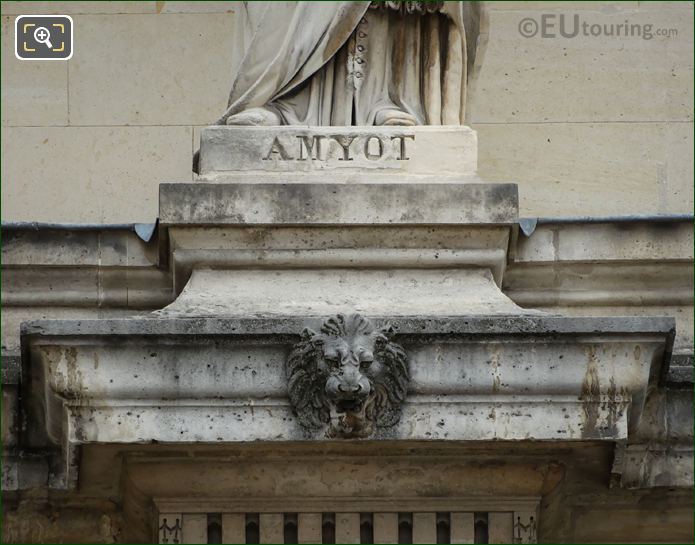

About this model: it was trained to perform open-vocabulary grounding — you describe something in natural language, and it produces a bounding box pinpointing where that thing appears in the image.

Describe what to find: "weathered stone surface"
[2,307,152,355]
[21,313,673,489]
[1,227,171,311]
[1,353,20,385]
[1,16,67,126]
[513,221,694,263]
[2,386,18,447]
[1,126,192,223]
[468,7,693,124]
[618,444,693,488]
[666,352,694,385]
[2,501,123,544]
[2,456,49,491]
[160,181,517,225]
[474,122,694,216]
[158,269,531,318]
[198,126,478,177]
[2,3,693,542]
[611,385,694,488]
[0,2,156,14]
[69,13,235,126]
[505,219,694,352]
[165,221,515,293]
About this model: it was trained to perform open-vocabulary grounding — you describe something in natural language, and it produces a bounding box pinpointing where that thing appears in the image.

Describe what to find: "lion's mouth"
[335,398,364,413]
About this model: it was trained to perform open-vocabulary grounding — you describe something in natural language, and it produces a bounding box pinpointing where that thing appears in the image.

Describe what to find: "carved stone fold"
[286,314,409,438]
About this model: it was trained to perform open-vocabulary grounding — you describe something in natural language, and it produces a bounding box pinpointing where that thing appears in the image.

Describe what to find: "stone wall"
[1,0,693,222]
[1,3,693,544]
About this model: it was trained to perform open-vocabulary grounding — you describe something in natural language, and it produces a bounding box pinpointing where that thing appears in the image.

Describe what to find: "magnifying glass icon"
[33,26,53,49]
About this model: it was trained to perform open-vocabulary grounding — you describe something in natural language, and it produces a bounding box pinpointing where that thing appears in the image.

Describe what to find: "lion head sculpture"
[286,314,409,438]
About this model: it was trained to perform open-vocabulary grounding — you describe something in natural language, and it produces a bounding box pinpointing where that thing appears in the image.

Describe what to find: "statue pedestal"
[21,126,674,496]
[197,125,479,180]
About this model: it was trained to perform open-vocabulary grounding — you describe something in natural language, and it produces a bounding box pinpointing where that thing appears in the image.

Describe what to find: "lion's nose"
[338,383,362,394]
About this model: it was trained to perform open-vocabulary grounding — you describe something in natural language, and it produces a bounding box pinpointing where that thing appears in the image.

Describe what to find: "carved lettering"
[332,136,356,161]
[364,136,384,161]
[262,137,293,160]
[297,135,325,161]
[261,133,416,162]
[391,135,415,160]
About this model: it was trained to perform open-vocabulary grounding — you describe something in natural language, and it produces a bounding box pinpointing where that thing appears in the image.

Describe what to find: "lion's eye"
[324,355,339,367]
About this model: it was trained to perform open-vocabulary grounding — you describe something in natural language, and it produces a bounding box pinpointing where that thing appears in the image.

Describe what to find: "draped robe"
[216,1,479,126]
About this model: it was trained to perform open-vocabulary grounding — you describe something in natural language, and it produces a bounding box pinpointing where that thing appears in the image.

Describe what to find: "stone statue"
[286,314,409,438]
[218,1,480,127]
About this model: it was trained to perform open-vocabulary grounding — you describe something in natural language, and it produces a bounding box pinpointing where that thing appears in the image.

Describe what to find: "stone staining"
[286,314,409,438]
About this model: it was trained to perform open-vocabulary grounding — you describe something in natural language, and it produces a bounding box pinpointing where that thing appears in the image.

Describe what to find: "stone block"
[20,313,672,472]
[483,2,638,10]
[514,222,694,263]
[488,512,513,544]
[1,16,67,126]
[259,513,283,544]
[335,513,360,544]
[159,268,528,318]
[221,514,245,544]
[159,1,239,13]
[2,387,18,448]
[474,122,693,216]
[450,512,474,544]
[1,2,156,14]
[69,14,235,125]
[1,306,150,354]
[159,182,517,226]
[1,126,192,222]
[572,505,694,543]
[373,513,398,544]
[412,513,436,544]
[661,122,695,212]
[469,8,693,123]
[618,444,694,488]
[198,126,478,177]
[634,1,695,10]
[298,513,322,544]
[181,513,207,544]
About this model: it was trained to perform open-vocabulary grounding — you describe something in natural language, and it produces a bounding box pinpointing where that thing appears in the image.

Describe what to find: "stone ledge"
[21,314,675,337]
[20,312,674,489]
[667,352,694,386]
[157,268,532,318]
[615,443,694,489]
[159,182,518,226]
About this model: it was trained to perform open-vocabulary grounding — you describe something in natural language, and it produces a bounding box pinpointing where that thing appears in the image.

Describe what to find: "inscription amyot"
[262,134,415,162]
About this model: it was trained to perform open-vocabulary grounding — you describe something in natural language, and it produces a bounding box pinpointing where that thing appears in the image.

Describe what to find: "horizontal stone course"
[160,182,518,225]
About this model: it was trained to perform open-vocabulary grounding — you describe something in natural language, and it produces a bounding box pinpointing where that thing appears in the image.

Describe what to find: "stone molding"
[21,314,674,489]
